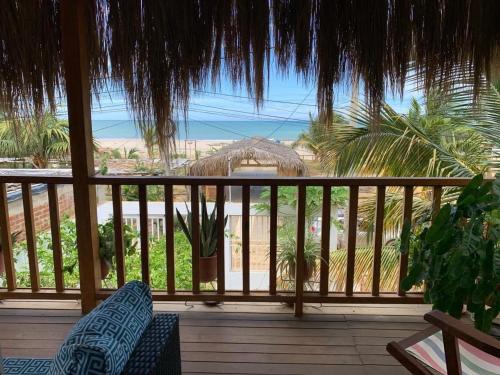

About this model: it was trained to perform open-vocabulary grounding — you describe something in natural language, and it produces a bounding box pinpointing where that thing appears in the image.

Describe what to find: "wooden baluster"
[295,185,307,316]
[0,183,16,291]
[138,185,149,284]
[399,186,414,296]
[269,185,278,295]
[112,185,125,287]
[372,186,386,296]
[22,184,40,292]
[432,186,442,221]
[191,185,200,294]
[165,184,175,294]
[320,185,331,296]
[216,185,225,294]
[48,184,64,292]
[346,186,359,297]
[242,185,250,294]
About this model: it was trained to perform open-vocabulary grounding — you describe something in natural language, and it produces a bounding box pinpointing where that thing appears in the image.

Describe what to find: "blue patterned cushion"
[50,281,153,375]
[3,358,52,374]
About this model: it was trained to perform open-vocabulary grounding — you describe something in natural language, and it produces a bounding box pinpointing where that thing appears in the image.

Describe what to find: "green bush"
[8,218,194,291]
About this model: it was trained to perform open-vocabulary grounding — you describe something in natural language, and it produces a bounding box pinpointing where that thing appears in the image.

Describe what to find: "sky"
[56,61,419,123]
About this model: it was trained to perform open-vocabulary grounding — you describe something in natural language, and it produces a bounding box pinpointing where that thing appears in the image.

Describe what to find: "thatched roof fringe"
[189,137,307,177]
[1,1,500,144]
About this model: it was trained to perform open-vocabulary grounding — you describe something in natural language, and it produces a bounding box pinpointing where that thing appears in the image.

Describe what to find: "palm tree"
[301,85,500,234]
[141,127,158,159]
[0,112,71,168]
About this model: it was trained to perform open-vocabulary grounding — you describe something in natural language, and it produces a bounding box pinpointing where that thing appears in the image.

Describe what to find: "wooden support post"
[269,185,278,295]
[320,186,331,296]
[60,0,101,313]
[295,185,306,317]
[372,186,386,296]
[165,184,175,294]
[0,183,16,291]
[112,185,125,287]
[138,185,149,284]
[399,186,413,296]
[216,185,225,294]
[432,186,442,221]
[22,184,40,292]
[242,185,250,294]
[191,185,200,294]
[48,184,64,292]
[346,186,359,296]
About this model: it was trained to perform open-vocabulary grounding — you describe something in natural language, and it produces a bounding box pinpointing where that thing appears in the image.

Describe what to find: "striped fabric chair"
[387,310,500,375]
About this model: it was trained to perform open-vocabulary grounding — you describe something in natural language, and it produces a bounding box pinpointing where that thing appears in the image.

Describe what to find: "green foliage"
[255,186,347,225]
[122,147,140,159]
[276,223,321,279]
[328,247,401,292]
[121,185,165,201]
[0,112,71,168]
[256,186,346,283]
[401,175,500,332]
[102,232,193,290]
[309,93,499,178]
[300,87,500,234]
[176,193,228,257]
[6,218,194,290]
[110,148,122,159]
[98,220,138,265]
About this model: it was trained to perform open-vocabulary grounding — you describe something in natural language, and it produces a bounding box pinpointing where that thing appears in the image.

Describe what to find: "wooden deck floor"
[0,300,432,374]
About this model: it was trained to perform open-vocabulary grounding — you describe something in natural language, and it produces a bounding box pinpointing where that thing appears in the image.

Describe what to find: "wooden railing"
[0,174,472,315]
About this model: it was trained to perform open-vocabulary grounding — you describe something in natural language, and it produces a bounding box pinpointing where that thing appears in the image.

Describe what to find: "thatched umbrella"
[1,1,500,146]
[190,137,307,177]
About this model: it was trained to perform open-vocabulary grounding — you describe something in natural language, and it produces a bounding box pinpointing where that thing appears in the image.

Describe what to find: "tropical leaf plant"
[176,193,228,257]
[98,219,138,267]
[400,174,500,333]
[328,246,401,293]
[0,112,71,168]
[300,84,500,235]
[255,186,348,226]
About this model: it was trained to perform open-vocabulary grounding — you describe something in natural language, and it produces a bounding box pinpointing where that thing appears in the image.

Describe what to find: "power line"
[192,89,318,108]
[265,87,315,139]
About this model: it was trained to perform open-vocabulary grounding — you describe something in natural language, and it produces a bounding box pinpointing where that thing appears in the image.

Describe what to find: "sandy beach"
[97,138,313,160]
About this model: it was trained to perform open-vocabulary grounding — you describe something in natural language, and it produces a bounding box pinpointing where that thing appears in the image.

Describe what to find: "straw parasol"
[1,1,500,147]
[189,138,307,177]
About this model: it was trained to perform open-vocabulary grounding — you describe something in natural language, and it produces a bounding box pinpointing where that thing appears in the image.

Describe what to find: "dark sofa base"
[2,314,181,375]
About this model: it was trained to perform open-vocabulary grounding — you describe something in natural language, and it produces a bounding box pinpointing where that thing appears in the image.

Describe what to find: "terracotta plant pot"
[289,262,316,282]
[0,250,5,275]
[100,258,111,280]
[199,253,218,283]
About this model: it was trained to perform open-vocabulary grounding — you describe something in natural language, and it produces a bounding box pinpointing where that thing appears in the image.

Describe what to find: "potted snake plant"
[176,193,228,283]
[277,223,321,282]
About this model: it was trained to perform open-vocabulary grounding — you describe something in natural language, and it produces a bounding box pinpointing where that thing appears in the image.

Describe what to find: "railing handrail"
[89,175,474,186]
[0,171,477,186]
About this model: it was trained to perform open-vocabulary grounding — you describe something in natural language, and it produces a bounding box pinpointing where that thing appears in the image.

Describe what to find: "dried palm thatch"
[1,1,500,147]
[189,137,307,176]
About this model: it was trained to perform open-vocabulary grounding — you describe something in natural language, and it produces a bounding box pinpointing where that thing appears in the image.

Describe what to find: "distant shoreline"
[96,138,307,160]
[92,119,309,141]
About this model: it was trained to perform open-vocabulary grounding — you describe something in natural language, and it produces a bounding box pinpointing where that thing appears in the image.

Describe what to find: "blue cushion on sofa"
[50,281,153,375]
[2,358,52,374]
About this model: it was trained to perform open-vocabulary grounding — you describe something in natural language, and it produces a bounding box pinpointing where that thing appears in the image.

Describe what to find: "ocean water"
[92,120,309,141]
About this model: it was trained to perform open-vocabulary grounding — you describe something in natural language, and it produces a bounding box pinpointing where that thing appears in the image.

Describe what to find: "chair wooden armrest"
[387,326,438,375]
[424,310,500,358]
[387,310,500,375]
